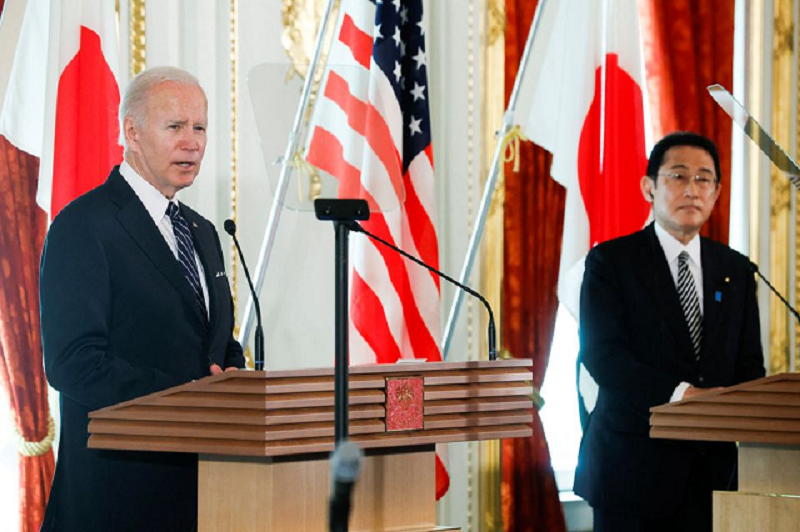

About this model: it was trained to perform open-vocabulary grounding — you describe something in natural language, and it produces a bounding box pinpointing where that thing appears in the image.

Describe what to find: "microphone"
[223,219,265,371]
[349,222,498,360]
[329,440,363,532]
[749,261,800,325]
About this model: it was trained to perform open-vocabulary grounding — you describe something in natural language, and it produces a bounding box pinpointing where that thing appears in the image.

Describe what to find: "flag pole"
[238,0,337,350]
[442,0,549,359]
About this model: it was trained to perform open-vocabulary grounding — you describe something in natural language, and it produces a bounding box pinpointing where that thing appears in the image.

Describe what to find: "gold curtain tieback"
[500,125,529,173]
[14,415,56,457]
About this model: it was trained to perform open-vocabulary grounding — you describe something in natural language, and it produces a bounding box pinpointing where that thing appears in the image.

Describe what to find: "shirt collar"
[120,161,179,224]
[654,221,701,268]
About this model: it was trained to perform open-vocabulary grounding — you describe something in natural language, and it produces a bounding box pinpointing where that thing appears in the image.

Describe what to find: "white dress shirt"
[119,161,210,317]
[653,222,702,402]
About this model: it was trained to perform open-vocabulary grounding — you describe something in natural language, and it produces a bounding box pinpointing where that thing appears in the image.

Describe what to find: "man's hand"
[210,364,239,376]
[683,385,724,399]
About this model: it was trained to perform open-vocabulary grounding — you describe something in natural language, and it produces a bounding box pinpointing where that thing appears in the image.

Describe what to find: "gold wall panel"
[770,0,794,374]
[129,0,145,77]
[230,0,240,312]
[478,0,506,530]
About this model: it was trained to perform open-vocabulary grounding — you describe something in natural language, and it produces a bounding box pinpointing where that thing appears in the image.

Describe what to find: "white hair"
[119,66,205,150]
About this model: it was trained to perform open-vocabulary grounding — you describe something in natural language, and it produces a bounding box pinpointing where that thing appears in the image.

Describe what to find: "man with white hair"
[39,66,244,531]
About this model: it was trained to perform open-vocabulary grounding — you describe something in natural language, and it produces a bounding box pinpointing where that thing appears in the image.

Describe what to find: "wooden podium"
[651,373,800,532]
[87,359,534,531]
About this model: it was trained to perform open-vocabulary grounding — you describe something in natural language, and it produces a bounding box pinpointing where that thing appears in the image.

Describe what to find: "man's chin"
[170,172,199,190]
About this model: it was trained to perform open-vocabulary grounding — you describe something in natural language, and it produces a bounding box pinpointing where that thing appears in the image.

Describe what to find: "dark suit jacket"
[39,167,244,532]
[573,223,764,519]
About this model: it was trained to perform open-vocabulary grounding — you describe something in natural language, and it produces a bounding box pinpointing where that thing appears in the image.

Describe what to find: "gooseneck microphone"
[750,261,800,325]
[349,222,498,360]
[328,440,363,532]
[224,219,265,371]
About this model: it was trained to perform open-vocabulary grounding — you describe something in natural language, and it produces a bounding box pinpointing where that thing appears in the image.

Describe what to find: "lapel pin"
[716,277,729,302]
[192,222,198,228]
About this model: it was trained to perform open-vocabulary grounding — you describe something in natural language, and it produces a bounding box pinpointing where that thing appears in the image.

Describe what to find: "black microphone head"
[330,440,363,485]
[749,261,758,274]
[223,219,237,236]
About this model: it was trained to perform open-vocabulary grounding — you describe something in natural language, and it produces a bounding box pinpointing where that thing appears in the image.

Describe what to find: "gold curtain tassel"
[14,415,56,457]
[500,125,529,173]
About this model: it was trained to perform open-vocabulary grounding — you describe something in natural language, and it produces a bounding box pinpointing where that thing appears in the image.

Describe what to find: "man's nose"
[684,178,699,197]
[179,132,201,150]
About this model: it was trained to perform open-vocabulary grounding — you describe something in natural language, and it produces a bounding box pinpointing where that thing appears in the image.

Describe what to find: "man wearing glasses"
[574,132,765,532]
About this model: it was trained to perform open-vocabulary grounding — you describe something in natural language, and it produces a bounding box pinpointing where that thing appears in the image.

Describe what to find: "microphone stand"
[333,220,350,445]
[751,262,800,325]
[314,199,370,447]
[224,220,265,370]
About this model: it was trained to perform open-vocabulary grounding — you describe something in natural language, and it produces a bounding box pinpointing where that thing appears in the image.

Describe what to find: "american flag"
[305,0,447,497]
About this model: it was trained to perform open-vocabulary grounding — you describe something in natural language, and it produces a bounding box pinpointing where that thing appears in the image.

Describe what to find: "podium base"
[714,491,800,532]
[198,448,450,531]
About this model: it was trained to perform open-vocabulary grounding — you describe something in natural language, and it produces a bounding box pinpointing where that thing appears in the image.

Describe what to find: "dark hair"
[645,131,721,182]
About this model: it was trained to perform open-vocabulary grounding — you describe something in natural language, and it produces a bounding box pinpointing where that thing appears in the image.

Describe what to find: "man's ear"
[640,175,654,203]
[123,116,139,152]
[712,180,722,203]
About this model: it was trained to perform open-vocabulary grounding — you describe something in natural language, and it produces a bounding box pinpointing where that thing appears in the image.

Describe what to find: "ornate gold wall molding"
[282,0,337,80]
[796,2,800,372]
[478,0,506,530]
[230,0,240,313]
[467,1,477,528]
[770,0,794,374]
[129,0,145,78]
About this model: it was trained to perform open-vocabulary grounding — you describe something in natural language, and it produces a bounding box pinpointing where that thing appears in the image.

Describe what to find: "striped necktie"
[677,251,702,358]
[166,202,207,318]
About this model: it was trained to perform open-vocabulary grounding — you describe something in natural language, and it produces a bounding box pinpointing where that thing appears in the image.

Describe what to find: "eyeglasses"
[657,172,718,193]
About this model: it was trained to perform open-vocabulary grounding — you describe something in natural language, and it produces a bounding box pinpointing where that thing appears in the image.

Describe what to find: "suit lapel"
[638,224,696,356]
[107,170,207,328]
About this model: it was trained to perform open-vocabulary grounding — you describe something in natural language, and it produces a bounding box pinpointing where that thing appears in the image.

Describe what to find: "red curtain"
[641,0,735,243]
[501,1,567,530]
[0,132,53,532]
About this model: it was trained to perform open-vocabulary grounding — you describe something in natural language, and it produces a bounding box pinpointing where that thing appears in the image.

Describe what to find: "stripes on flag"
[306,0,440,365]
[305,0,448,498]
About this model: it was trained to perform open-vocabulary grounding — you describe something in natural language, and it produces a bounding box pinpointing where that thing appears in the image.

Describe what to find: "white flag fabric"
[0,0,122,220]
[515,0,649,318]
[0,0,46,156]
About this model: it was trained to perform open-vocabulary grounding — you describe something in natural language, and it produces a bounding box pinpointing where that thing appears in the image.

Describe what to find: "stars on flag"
[409,116,422,136]
[413,49,426,69]
[411,82,426,101]
[372,0,431,171]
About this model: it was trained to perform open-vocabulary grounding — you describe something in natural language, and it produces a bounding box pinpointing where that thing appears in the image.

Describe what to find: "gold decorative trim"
[486,0,505,46]
[770,0,793,374]
[467,1,477,529]
[129,0,146,78]
[230,0,240,310]
[229,0,250,368]
[478,0,506,527]
[794,0,800,373]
